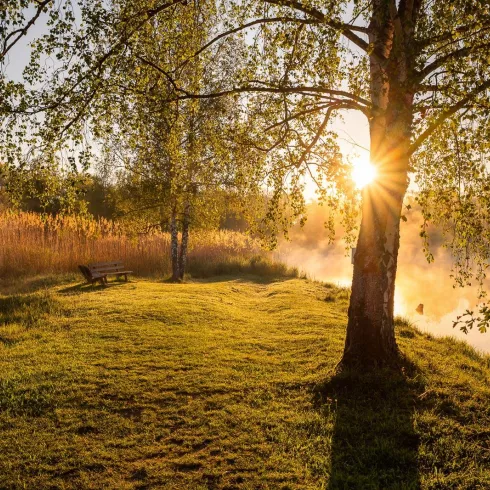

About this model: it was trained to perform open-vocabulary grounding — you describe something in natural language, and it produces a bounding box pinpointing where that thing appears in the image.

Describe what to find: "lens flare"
[351,155,377,189]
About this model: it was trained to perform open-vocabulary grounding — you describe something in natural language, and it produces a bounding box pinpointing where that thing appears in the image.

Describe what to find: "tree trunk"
[170,204,180,282]
[341,2,415,367]
[178,201,191,280]
[343,156,408,366]
[342,99,413,366]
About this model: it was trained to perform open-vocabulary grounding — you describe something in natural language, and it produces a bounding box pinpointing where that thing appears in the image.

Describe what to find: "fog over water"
[277,203,490,354]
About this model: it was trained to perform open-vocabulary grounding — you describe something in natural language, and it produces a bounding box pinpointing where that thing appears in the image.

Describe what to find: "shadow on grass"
[187,274,295,285]
[58,281,127,295]
[315,360,424,490]
[0,274,77,295]
[0,291,60,328]
[186,256,300,282]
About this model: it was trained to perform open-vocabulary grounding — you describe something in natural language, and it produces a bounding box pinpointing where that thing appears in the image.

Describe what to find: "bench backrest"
[79,265,92,281]
[88,261,125,274]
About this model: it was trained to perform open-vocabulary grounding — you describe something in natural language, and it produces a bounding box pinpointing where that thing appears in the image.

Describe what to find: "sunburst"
[351,154,377,189]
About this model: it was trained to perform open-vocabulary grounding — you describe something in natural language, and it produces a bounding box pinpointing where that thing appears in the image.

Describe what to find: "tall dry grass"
[0,211,296,278]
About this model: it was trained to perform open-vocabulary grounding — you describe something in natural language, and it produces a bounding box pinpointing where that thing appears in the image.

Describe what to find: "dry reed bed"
[0,212,270,277]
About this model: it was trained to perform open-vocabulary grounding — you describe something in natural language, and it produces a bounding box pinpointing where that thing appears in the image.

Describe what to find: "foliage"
[3,156,90,214]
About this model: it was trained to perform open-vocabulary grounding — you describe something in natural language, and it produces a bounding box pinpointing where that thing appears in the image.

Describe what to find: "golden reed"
[0,211,265,277]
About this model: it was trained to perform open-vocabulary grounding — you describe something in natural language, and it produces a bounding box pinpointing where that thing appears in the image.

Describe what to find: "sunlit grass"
[0,277,488,488]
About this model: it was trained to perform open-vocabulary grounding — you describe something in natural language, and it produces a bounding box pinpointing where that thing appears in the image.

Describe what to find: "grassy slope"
[0,276,489,489]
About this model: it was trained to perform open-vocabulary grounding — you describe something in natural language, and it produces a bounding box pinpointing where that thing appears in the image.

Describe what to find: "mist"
[276,202,490,354]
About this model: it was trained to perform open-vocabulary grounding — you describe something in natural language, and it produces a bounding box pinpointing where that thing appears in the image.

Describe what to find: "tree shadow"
[0,274,77,295]
[315,359,424,490]
[0,294,54,324]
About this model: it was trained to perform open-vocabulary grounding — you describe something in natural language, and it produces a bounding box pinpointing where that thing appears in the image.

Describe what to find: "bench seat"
[89,262,132,282]
[78,265,107,285]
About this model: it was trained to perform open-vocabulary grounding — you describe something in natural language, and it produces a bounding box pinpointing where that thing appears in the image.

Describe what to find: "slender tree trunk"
[342,2,415,366]
[178,200,191,280]
[170,204,180,282]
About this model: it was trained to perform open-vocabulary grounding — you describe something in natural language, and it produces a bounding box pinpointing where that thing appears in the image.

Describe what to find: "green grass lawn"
[0,275,489,489]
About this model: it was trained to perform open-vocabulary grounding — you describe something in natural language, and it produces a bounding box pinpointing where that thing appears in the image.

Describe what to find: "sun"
[351,154,377,189]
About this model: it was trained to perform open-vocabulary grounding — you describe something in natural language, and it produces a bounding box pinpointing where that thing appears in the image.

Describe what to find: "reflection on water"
[278,241,490,354]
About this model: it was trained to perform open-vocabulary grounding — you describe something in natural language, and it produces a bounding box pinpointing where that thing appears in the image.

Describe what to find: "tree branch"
[164,84,370,108]
[262,0,380,59]
[409,79,490,155]
[178,17,320,70]
[136,54,370,108]
[417,42,490,81]
[1,0,52,61]
[14,0,187,115]
[265,101,366,131]
[136,55,187,94]
[296,104,339,167]
[416,21,490,49]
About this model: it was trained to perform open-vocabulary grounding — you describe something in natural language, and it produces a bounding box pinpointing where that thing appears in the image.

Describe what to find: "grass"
[0,276,489,489]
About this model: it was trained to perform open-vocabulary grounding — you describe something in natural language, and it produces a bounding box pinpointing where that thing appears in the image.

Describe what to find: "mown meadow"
[0,275,489,489]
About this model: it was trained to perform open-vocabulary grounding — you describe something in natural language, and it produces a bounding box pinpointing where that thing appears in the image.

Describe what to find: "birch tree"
[154,0,490,365]
[94,0,257,281]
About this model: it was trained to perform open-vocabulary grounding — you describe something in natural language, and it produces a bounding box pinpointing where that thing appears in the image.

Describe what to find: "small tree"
[94,1,257,281]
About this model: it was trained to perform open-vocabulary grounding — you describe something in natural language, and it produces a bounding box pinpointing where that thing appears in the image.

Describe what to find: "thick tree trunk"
[341,2,415,367]
[178,201,191,280]
[342,100,412,366]
[170,204,180,282]
[343,158,408,366]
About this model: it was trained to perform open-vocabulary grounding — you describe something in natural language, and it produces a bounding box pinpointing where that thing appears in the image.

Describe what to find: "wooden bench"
[89,261,132,282]
[79,261,132,285]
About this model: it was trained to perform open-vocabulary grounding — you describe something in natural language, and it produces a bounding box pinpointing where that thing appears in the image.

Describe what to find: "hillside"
[0,276,489,489]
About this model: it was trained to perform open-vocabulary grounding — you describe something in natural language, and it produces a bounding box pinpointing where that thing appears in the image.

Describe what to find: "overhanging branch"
[417,42,490,81]
[265,101,367,131]
[1,0,52,61]
[14,0,187,115]
[295,104,341,167]
[416,21,490,49]
[409,79,490,155]
[262,0,380,59]
[166,85,370,108]
[178,17,320,70]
